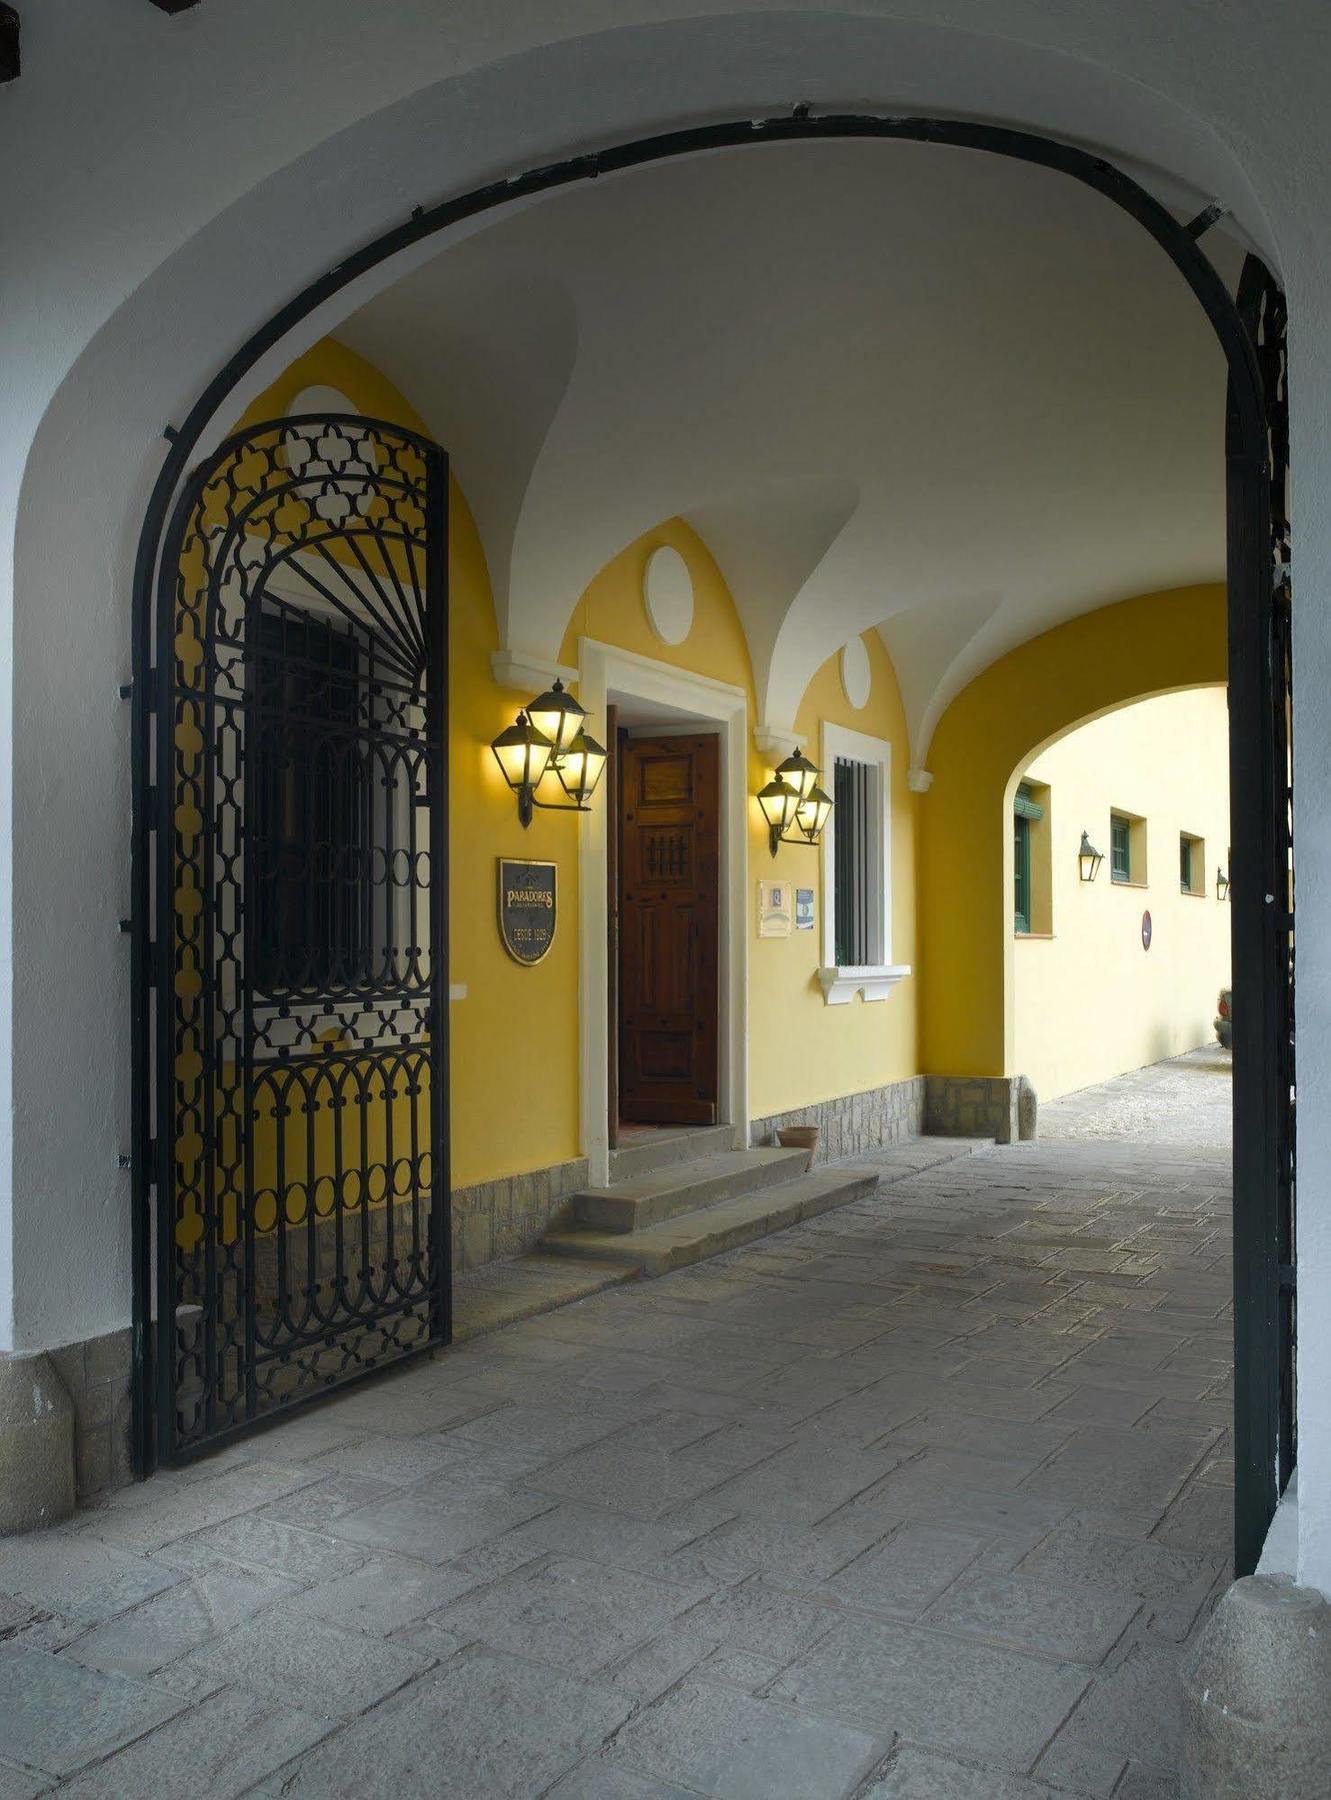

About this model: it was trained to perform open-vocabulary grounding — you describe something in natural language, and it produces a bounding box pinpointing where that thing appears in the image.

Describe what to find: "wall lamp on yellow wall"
[1216,865,1231,901]
[757,750,833,858]
[1077,831,1105,882]
[491,679,607,828]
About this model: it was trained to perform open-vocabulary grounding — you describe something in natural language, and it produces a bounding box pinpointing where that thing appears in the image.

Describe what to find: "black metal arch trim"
[130,109,1280,1559]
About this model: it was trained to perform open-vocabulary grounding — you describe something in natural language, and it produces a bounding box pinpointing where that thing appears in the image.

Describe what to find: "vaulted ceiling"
[337,137,1235,763]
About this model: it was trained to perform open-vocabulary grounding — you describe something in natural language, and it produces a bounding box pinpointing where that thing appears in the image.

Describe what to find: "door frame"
[577,638,747,1185]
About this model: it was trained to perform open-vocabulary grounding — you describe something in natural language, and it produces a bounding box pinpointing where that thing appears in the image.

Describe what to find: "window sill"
[1181,888,1207,899]
[1110,878,1148,889]
[1015,931,1055,940]
[818,964,911,1006]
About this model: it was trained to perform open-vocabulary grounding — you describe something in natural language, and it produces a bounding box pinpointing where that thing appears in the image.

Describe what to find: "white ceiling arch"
[336,135,1231,759]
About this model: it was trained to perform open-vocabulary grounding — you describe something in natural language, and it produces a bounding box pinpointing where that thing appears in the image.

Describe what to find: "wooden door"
[618,733,720,1125]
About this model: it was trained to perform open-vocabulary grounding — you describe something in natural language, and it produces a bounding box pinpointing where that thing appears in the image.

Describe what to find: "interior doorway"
[611,727,721,1134]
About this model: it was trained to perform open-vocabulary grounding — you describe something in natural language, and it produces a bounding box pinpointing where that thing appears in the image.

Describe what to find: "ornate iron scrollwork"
[145,415,449,1461]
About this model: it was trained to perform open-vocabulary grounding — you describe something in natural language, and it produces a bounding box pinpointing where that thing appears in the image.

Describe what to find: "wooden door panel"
[618,734,719,1125]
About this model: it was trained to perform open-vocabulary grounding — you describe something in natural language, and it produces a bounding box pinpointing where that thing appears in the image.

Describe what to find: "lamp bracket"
[770,825,823,858]
[532,792,593,815]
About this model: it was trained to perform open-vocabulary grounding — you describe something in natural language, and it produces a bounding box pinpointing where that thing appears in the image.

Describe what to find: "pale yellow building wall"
[1013,686,1231,1101]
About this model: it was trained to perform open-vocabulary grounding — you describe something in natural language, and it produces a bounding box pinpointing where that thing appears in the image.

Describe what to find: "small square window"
[1014,812,1032,933]
[1012,780,1050,934]
[1180,831,1206,896]
[1109,811,1147,885]
[1111,815,1131,882]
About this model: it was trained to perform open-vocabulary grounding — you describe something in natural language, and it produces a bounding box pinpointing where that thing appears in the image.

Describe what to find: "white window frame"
[817,722,911,1005]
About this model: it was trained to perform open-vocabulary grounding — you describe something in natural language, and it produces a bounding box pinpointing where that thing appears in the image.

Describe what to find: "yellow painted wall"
[559,519,755,693]
[750,636,918,1116]
[228,353,924,1192]
[919,584,1228,1080]
[561,553,917,1120]
[232,341,581,1190]
[1013,687,1231,1099]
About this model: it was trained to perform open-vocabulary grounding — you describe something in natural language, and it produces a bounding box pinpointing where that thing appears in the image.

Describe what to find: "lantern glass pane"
[777,750,819,801]
[528,682,585,756]
[758,779,799,833]
[798,785,833,841]
[492,722,552,790]
[557,732,607,804]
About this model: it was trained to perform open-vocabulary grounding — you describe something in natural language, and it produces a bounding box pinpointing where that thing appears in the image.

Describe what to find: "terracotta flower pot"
[776,1124,820,1167]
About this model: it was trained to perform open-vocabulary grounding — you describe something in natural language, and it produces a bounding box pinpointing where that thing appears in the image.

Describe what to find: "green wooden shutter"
[1014,813,1032,932]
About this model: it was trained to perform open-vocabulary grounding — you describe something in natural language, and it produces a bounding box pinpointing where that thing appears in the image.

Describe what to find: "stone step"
[609,1123,740,1182]
[543,1166,878,1276]
[571,1147,810,1234]
[451,1253,639,1343]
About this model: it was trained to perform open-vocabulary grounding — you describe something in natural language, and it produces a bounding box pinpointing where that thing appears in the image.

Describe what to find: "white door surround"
[577,639,749,1186]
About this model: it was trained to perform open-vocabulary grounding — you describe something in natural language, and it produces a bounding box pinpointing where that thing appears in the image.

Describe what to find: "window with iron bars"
[833,756,878,966]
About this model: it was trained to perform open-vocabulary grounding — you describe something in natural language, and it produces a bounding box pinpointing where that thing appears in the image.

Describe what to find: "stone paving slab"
[607,1678,889,1798]
[55,1687,333,1799]
[770,1612,1092,1770]
[865,1744,1057,1797]
[920,1570,1140,1665]
[179,1610,434,1720]
[259,1649,636,1798]
[435,1555,712,1676]
[60,1564,298,1678]
[0,1535,181,1625]
[0,1646,187,1778]
[0,1049,1232,1797]
[819,1523,991,1618]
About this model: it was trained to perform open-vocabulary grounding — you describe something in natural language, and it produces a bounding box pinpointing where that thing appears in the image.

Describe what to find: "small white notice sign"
[758,879,793,938]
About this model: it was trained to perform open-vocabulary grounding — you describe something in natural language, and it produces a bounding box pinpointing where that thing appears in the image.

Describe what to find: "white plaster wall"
[3,0,1331,1590]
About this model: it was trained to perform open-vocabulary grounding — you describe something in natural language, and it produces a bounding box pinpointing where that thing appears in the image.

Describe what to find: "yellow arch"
[919,583,1227,1079]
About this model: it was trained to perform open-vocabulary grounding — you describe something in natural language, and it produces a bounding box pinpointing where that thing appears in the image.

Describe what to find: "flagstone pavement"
[0,1049,1233,1797]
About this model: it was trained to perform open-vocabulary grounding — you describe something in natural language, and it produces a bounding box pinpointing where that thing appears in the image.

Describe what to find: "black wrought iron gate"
[1230,260,1296,1575]
[134,415,450,1466]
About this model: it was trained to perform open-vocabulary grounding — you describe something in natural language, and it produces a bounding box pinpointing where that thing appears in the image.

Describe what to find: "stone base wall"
[244,1156,593,1323]
[925,1073,1038,1143]
[47,1326,133,1501]
[751,1076,926,1164]
[450,1156,590,1269]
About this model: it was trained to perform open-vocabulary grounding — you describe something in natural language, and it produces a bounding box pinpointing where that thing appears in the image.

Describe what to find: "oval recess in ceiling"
[841,635,871,709]
[644,544,694,645]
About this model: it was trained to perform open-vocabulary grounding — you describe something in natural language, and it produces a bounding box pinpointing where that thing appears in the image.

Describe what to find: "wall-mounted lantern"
[1077,831,1105,883]
[1216,865,1231,901]
[491,678,606,828]
[758,750,834,858]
